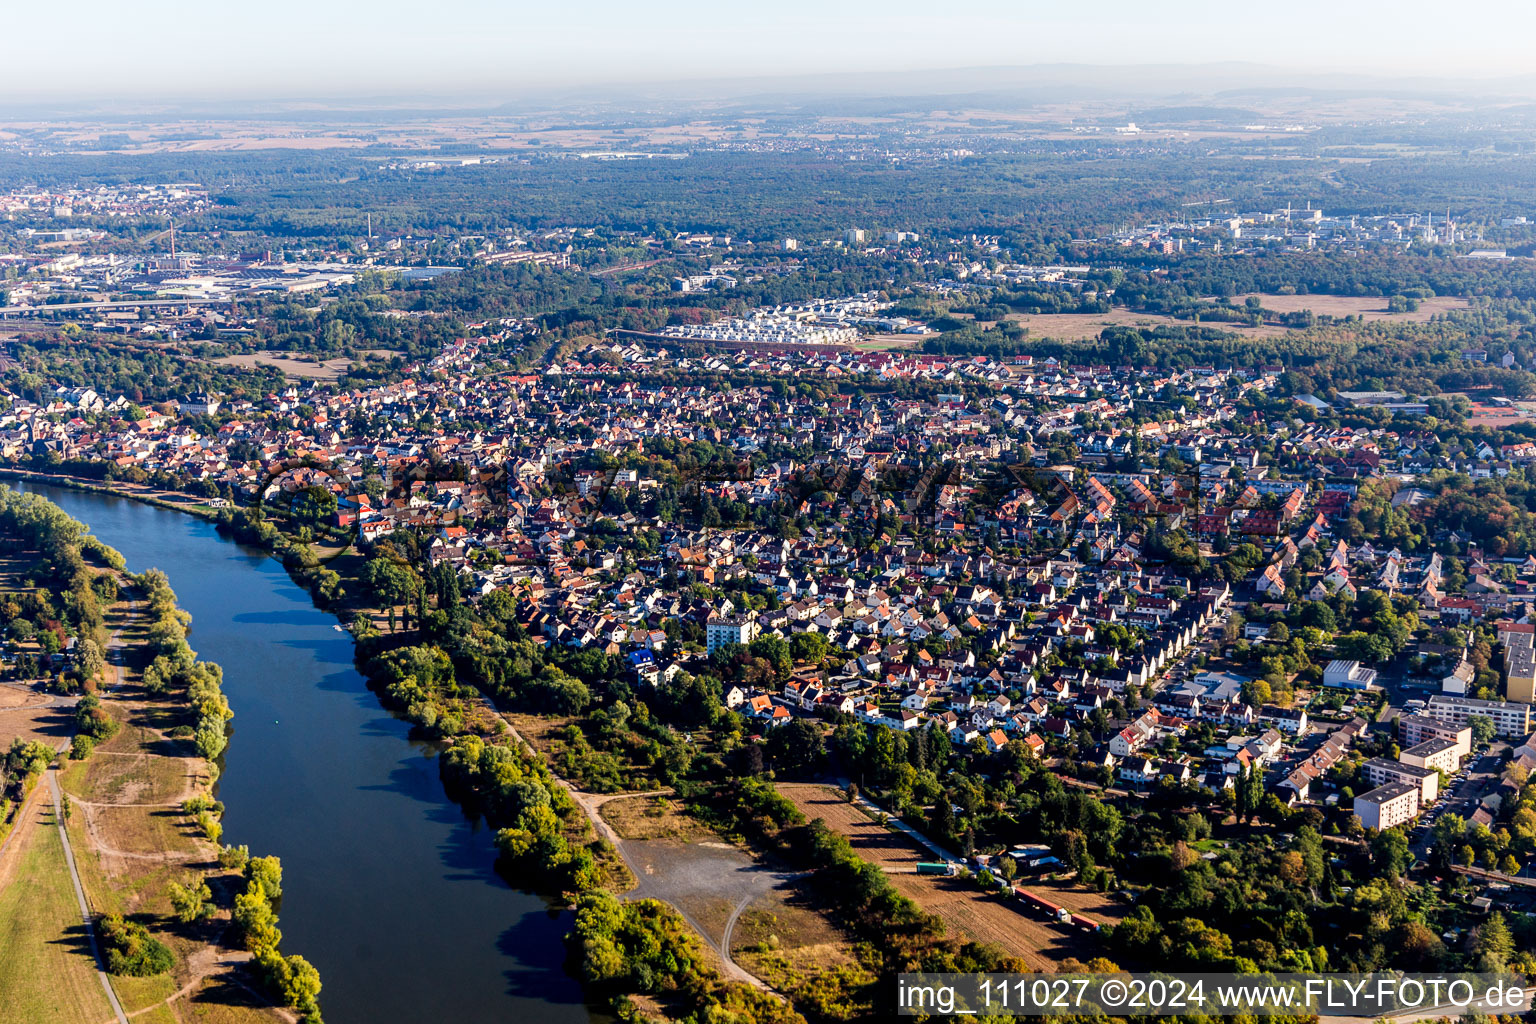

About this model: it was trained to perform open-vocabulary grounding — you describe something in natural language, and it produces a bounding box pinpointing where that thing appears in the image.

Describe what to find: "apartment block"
[1399,737,1460,774]
[1397,714,1472,759]
[1360,757,1439,804]
[1354,780,1421,831]
[1425,694,1531,738]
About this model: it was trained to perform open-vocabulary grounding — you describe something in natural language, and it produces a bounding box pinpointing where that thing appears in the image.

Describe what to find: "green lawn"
[0,802,115,1024]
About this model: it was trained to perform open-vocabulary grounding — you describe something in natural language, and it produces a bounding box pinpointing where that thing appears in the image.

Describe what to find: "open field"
[730,890,865,1001]
[1000,308,1292,341]
[991,294,1469,343]
[776,783,1106,970]
[56,697,284,1024]
[0,793,116,1024]
[0,584,283,1024]
[0,684,73,748]
[601,792,713,842]
[210,351,353,379]
[598,793,861,999]
[601,796,797,973]
[852,333,924,351]
[503,712,577,758]
[1238,293,1469,321]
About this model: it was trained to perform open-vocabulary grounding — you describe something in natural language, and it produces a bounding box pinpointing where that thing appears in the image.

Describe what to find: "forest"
[8,138,1536,249]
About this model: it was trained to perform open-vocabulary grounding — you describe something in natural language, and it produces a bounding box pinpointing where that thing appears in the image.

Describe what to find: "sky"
[7,0,1536,103]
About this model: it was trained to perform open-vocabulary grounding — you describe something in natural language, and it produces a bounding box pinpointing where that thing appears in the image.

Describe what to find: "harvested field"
[888,874,1095,970]
[0,687,73,748]
[776,783,925,870]
[777,783,1110,970]
[1238,293,1468,321]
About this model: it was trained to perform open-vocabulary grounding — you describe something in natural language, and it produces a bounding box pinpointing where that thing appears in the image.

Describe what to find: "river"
[16,482,597,1024]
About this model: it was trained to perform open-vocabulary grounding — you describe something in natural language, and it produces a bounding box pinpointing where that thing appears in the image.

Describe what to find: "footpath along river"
[17,481,599,1024]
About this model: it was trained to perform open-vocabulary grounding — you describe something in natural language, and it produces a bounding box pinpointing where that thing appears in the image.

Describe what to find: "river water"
[16,482,596,1024]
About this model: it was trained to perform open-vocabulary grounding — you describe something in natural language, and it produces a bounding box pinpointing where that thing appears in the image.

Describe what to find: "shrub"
[74,694,119,742]
[70,735,94,761]
[181,795,222,816]
[217,844,250,870]
[99,914,174,976]
[195,811,222,843]
[253,947,323,1018]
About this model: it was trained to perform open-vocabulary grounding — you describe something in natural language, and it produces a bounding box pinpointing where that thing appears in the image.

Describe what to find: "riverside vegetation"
[0,485,325,1023]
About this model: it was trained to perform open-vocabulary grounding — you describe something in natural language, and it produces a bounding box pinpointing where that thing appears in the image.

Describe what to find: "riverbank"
[0,488,301,1024]
[0,467,223,521]
[13,481,597,1024]
[6,471,834,1022]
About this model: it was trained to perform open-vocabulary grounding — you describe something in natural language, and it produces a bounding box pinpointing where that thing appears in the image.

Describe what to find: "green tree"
[233,889,282,951]
[245,855,283,901]
[765,718,824,777]
[167,878,214,923]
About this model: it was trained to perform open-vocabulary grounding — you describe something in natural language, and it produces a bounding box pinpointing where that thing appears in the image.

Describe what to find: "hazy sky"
[8,0,1534,102]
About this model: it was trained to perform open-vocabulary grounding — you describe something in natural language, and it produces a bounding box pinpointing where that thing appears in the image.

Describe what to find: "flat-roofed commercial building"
[1354,780,1421,831]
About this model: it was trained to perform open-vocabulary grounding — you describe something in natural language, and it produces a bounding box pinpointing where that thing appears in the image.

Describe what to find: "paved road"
[47,769,128,1024]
